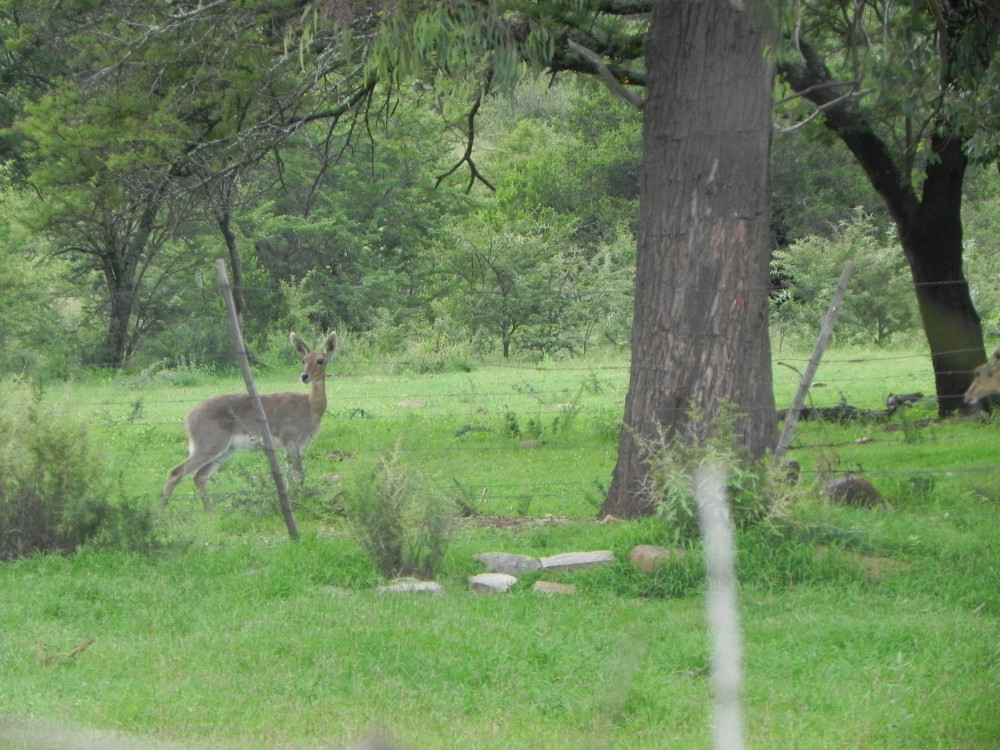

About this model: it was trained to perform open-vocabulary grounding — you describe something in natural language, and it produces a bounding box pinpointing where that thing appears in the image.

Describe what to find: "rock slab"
[540,550,614,571]
[475,552,542,575]
[533,581,577,595]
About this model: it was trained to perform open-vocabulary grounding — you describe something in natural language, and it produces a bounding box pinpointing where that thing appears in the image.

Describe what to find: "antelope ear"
[987,348,1000,374]
[324,332,339,356]
[290,332,309,356]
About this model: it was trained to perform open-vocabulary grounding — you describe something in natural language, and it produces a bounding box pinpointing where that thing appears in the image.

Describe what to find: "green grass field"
[0,348,998,750]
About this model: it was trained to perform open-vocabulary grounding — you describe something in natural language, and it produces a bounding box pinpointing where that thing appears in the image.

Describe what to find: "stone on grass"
[826,476,885,508]
[376,578,444,595]
[540,550,614,572]
[628,544,678,574]
[475,552,542,575]
[469,573,518,593]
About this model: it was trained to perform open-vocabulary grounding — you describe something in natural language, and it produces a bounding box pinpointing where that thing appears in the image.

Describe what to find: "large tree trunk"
[102,282,135,367]
[92,189,164,367]
[602,0,778,519]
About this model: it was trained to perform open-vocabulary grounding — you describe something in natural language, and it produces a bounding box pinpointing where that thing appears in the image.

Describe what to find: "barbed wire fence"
[17,339,996,517]
[10,263,1000,513]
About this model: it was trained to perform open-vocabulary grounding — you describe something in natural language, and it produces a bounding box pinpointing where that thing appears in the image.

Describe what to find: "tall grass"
[0,349,998,749]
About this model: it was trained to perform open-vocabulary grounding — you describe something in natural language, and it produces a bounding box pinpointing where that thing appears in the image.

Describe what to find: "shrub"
[344,448,453,579]
[638,403,804,545]
[0,403,159,559]
[771,208,919,347]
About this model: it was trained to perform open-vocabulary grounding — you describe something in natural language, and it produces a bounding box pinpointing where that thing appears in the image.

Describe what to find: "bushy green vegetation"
[773,209,919,347]
[0,399,160,560]
[0,351,997,749]
[639,402,806,544]
[344,446,454,579]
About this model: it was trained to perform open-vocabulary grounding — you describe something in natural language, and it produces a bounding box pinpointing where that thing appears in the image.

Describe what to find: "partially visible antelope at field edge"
[964,347,1000,405]
[159,332,339,514]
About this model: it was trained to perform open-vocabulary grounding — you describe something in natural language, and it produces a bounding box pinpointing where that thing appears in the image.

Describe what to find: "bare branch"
[566,39,643,110]
[435,86,495,193]
[774,86,874,134]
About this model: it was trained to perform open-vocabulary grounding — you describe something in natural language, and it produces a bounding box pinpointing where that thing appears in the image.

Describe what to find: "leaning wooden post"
[215,259,299,540]
[774,262,854,463]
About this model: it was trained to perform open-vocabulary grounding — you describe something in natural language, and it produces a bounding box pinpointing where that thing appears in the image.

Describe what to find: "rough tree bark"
[602,0,778,519]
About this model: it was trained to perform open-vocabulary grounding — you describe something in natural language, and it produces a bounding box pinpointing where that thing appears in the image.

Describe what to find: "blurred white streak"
[695,462,745,750]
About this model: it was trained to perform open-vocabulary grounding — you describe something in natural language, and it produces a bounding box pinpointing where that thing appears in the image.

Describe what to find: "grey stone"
[475,552,542,575]
[469,572,518,593]
[539,550,614,571]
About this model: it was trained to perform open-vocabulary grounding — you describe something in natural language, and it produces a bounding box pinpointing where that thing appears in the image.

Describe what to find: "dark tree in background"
[778,1,1000,416]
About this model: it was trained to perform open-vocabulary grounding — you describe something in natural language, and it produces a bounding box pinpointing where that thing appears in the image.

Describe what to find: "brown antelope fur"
[159,332,339,513]
[964,347,1000,405]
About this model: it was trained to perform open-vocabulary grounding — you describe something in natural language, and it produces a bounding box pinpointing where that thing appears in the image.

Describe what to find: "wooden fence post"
[774,262,854,463]
[215,259,299,540]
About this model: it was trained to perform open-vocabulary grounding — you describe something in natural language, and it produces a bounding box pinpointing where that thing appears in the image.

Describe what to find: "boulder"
[826,476,885,508]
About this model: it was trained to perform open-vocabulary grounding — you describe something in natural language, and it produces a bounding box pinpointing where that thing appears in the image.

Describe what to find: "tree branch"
[774,86,873,133]
[777,39,918,226]
[566,39,643,109]
[435,86,495,193]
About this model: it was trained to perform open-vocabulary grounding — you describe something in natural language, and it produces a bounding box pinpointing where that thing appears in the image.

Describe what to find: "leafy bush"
[771,209,919,346]
[344,448,453,579]
[0,403,159,559]
[638,403,804,545]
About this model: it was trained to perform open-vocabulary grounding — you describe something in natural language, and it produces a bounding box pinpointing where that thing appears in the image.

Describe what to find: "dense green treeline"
[3,1,1000,379]
[6,74,1000,376]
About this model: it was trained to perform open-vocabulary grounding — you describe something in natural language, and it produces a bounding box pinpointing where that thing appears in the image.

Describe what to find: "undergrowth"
[0,402,160,559]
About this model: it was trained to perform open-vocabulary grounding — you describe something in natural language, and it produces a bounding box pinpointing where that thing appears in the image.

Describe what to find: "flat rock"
[539,550,614,571]
[469,573,518,593]
[376,578,444,595]
[533,581,577,595]
[475,552,542,575]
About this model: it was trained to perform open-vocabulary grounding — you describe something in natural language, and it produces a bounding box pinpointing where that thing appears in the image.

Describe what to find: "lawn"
[0,347,998,750]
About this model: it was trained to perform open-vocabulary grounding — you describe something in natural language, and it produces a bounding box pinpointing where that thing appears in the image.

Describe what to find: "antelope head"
[964,348,1000,404]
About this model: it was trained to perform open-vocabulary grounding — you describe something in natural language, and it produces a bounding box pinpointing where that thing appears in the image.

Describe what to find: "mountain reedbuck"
[964,347,1000,406]
[159,332,339,513]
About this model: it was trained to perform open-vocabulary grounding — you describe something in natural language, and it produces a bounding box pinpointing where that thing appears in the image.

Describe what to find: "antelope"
[159,332,339,513]
[964,347,1000,405]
